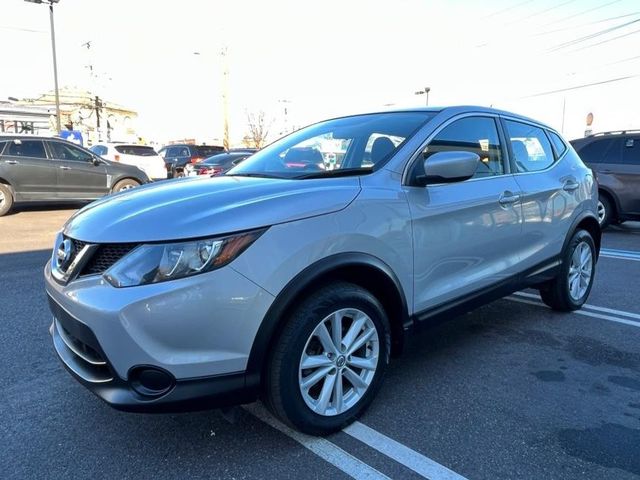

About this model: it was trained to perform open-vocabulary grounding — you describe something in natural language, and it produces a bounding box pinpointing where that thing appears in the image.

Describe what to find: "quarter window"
[548,131,567,158]
[5,139,47,158]
[49,142,93,162]
[504,120,555,173]
[424,116,504,179]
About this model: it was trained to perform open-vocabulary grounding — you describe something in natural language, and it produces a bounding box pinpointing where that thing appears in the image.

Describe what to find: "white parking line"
[243,403,390,480]
[600,248,640,262]
[344,421,468,480]
[507,292,640,329]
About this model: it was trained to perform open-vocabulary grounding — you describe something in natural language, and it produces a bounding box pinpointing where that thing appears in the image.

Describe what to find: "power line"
[522,74,640,98]
[569,26,640,52]
[0,25,46,34]
[534,11,640,37]
[604,54,640,66]
[482,0,535,19]
[508,0,579,25]
[545,0,622,26]
[547,17,640,51]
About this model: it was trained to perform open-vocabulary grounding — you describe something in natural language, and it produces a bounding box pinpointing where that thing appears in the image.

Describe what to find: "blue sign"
[59,130,84,146]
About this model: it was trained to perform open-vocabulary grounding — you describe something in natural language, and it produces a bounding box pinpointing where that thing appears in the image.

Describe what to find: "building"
[0,101,54,135]
[12,86,139,145]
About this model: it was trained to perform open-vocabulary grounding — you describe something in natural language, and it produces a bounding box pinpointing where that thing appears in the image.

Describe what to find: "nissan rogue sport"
[45,107,600,435]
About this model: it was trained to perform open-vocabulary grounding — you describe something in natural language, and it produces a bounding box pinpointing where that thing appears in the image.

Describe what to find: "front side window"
[49,142,93,162]
[5,139,47,159]
[423,116,504,179]
[229,112,435,179]
[505,120,555,173]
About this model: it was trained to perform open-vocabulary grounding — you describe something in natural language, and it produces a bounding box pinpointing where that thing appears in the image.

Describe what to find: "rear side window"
[575,138,622,164]
[548,131,567,158]
[504,120,555,173]
[622,137,639,164]
[114,145,157,156]
[425,116,504,178]
[5,139,47,158]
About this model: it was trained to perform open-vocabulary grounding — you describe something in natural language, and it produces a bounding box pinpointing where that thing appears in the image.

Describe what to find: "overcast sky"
[1,0,639,143]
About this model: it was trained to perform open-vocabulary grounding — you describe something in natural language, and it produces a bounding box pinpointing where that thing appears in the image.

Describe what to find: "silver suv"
[45,107,600,435]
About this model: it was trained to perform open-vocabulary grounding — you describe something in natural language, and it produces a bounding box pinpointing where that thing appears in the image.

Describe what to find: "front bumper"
[45,259,274,411]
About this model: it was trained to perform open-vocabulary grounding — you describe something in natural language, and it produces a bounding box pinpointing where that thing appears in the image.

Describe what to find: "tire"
[597,195,613,229]
[266,282,391,435]
[539,229,596,312]
[111,178,140,193]
[0,183,14,217]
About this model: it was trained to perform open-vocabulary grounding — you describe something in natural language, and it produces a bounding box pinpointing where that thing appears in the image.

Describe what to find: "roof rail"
[588,129,640,137]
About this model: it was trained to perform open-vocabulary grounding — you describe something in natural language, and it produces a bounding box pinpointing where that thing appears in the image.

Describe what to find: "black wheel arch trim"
[563,210,601,260]
[597,186,621,218]
[245,252,410,389]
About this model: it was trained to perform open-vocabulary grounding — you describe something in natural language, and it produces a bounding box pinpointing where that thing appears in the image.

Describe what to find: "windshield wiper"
[294,168,372,179]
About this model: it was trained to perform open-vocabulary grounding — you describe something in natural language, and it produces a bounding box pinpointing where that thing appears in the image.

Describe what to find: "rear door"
[618,136,640,215]
[48,140,109,199]
[0,138,57,200]
[405,115,525,311]
[506,119,581,269]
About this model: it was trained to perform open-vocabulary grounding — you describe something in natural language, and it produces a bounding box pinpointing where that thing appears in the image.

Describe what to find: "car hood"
[63,175,361,243]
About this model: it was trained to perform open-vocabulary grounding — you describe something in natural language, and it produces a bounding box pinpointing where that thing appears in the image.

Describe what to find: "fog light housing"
[129,366,175,397]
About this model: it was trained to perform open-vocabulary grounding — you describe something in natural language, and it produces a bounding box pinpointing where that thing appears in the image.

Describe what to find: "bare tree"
[245,111,272,149]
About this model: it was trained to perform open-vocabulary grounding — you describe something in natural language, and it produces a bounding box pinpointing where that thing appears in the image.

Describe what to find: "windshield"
[227,112,435,179]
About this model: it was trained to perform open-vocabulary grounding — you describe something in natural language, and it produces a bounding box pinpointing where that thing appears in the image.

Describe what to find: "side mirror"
[92,157,102,166]
[417,151,479,185]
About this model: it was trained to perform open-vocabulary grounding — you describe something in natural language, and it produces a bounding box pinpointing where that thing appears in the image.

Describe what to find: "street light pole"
[25,0,61,133]
[414,86,431,106]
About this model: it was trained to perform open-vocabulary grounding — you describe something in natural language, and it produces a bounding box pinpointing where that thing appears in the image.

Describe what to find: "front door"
[405,115,524,312]
[1,139,57,200]
[47,141,109,199]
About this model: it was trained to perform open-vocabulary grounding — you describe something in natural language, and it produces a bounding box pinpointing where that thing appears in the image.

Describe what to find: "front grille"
[82,243,138,275]
[62,235,138,277]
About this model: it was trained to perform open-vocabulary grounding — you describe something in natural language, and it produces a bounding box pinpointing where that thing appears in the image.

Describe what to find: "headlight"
[103,229,266,287]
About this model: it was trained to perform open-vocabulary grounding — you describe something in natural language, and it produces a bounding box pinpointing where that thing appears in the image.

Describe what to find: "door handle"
[562,180,580,191]
[499,192,521,206]
[59,166,71,170]
[4,160,19,165]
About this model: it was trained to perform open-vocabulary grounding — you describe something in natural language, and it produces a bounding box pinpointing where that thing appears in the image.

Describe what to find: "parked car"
[0,135,149,216]
[185,152,253,176]
[45,107,599,435]
[570,130,640,228]
[158,144,225,178]
[90,143,167,181]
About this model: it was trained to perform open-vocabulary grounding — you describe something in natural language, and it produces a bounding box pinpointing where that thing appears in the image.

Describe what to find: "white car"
[90,143,167,181]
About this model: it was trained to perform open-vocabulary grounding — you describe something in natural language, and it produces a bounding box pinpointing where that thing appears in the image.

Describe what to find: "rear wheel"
[0,183,14,216]
[266,282,390,435]
[597,195,614,229]
[112,178,140,193]
[539,229,596,311]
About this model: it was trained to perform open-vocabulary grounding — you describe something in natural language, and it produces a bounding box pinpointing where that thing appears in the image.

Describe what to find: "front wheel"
[0,183,14,217]
[266,282,390,435]
[111,178,140,193]
[539,229,596,311]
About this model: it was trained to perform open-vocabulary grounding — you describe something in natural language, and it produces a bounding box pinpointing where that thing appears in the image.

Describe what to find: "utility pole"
[94,95,103,142]
[221,46,230,150]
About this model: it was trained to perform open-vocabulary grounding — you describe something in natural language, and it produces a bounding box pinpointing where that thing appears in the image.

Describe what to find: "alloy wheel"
[298,308,379,417]
[597,200,606,225]
[568,241,593,301]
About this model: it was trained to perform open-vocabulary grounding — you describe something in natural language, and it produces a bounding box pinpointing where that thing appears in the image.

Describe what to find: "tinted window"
[504,120,555,173]
[49,142,93,162]
[575,138,622,164]
[90,145,108,156]
[114,145,157,156]
[622,137,640,164]
[548,131,567,158]
[196,145,225,157]
[425,116,504,178]
[5,139,47,158]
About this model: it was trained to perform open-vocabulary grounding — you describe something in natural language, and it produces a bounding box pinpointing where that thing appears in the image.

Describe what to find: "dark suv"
[0,135,149,216]
[158,144,225,178]
[570,131,640,227]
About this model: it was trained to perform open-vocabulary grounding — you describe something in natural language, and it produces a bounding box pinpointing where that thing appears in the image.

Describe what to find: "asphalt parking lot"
[1,208,639,479]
